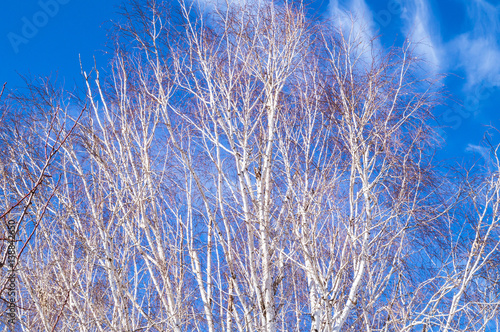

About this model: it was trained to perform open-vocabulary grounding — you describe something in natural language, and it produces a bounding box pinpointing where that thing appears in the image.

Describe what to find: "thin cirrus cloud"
[327,0,381,58]
[326,0,444,69]
[192,0,499,93]
[399,0,442,70]
[328,0,376,33]
[197,0,267,12]
[466,144,494,171]
[447,0,500,90]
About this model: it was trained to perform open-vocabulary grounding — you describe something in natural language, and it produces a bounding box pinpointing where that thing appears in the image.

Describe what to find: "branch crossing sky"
[1,0,499,163]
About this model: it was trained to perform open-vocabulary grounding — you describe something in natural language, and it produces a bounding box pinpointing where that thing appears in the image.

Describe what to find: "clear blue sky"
[1,0,499,162]
[1,0,122,88]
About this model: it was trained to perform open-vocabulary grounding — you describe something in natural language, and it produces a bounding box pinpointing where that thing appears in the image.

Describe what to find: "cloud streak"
[399,0,442,70]
[327,0,381,61]
[466,143,494,171]
[448,0,500,90]
[195,0,267,15]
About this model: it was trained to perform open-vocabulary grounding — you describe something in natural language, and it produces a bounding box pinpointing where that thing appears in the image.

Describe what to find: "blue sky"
[1,0,499,163]
[0,0,122,88]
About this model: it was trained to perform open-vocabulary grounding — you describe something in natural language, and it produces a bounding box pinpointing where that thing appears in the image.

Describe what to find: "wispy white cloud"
[447,0,500,90]
[399,0,442,70]
[196,0,267,14]
[327,0,381,60]
[350,0,378,43]
[466,144,493,169]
